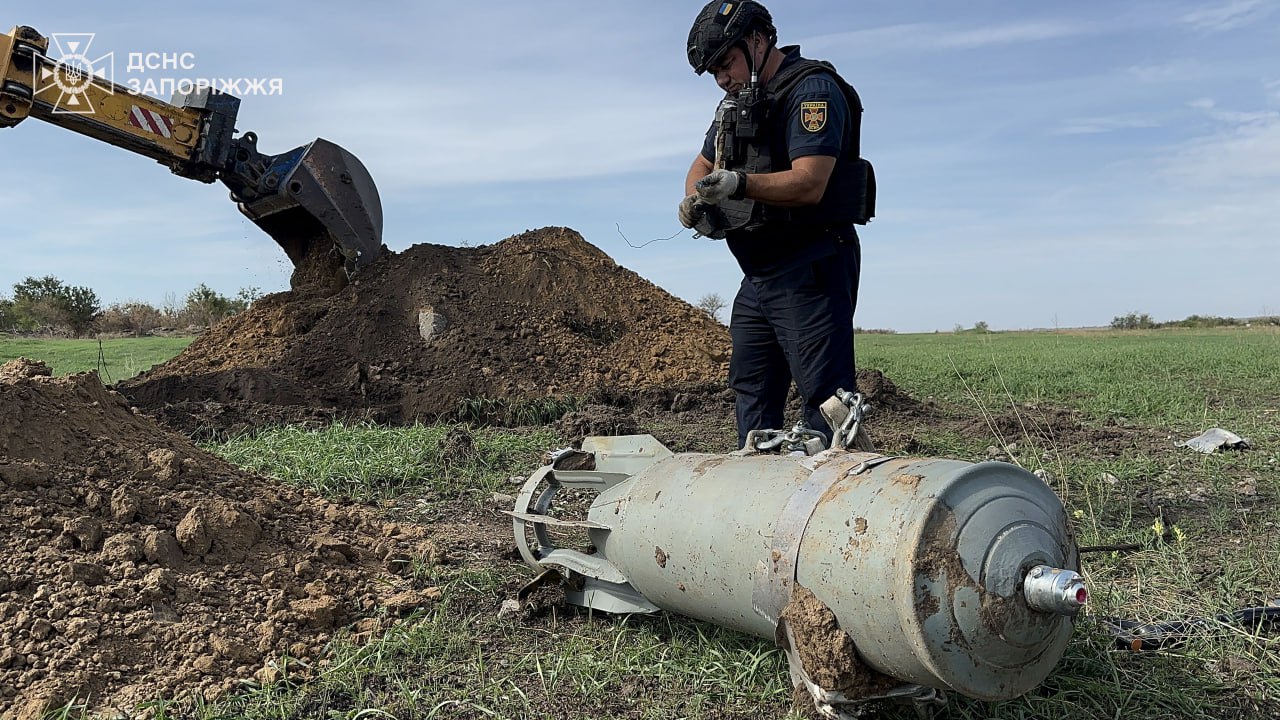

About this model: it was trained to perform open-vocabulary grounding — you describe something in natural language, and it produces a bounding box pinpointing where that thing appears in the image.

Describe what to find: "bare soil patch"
[0,360,438,718]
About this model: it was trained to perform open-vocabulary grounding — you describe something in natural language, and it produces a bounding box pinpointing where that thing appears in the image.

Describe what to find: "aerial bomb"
[511,398,1084,717]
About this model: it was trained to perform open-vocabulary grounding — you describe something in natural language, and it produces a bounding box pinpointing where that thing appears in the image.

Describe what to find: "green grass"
[858,326,1280,438]
[0,334,192,380]
[205,423,558,506]
[453,395,584,427]
[36,326,1280,719]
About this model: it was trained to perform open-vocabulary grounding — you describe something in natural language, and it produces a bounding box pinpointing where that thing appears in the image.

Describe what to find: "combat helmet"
[687,1,776,75]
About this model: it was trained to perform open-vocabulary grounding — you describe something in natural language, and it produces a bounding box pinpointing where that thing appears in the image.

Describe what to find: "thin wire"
[617,223,688,249]
[96,338,113,384]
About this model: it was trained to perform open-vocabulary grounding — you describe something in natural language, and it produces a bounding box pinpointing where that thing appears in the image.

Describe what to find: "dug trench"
[1,227,1178,717]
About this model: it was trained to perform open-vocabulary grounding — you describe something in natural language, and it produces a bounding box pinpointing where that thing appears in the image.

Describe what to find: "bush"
[61,285,101,336]
[9,275,101,336]
[1111,312,1262,330]
[181,285,260,327]
[98,301,166,337]
[1165,314,1242,329]
[3,279,261,336]
[1111,312,1157,330]
[0,295,14,331]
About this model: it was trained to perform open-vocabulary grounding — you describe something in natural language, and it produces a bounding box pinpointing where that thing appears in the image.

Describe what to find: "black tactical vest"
[716,50,876,237]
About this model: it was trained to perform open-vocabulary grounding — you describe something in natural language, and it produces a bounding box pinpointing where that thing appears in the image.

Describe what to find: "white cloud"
[1127,60,1204,83]
[934,21,1093,49]
[1266,79,1280,102]
[1180,0,1272,31]
[801,19,1092,55]
[1163,113,1280,186]
[1142,100,1280,253]
[1188,97,1280,125]
[1052,116,1161,135]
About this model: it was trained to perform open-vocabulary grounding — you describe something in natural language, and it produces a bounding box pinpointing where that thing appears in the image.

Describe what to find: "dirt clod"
[778,585,900,700]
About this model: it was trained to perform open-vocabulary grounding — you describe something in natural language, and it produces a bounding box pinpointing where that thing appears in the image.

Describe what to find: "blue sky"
[3,1,1277,332]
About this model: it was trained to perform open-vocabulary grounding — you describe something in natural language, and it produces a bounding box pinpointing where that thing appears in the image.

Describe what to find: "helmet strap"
[738,34,775,87]
[734,40,758,85]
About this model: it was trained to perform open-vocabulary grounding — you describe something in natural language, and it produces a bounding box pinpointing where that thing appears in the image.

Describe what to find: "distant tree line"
[952,321,991,334]
[1111,312,1280,330]
[0,275,261,337]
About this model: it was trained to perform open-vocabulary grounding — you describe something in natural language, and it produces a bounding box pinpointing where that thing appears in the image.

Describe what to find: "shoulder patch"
[800,101,828,133]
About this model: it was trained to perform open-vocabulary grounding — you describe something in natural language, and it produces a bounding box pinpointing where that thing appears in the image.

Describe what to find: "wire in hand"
[617,223,688,249]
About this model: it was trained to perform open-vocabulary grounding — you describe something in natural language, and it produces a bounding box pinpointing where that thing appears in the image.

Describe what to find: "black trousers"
[728,233,860,448]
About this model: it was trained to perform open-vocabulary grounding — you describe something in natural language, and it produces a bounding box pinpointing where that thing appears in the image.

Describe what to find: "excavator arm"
[0,25,382,280]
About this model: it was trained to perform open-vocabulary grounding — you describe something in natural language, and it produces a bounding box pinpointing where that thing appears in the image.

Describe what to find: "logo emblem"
[800,101,827,133]
[35,33,114,115]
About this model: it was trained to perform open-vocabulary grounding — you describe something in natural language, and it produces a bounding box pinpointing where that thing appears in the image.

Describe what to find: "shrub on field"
[1111,312,1157,330]
[0,295,14,331]
[59,285,102,336]
[99,301,167,337]
[1165,314,1243,328]
[1112,312,1267,330]
[7,275,101,337]
[180,285,261,327]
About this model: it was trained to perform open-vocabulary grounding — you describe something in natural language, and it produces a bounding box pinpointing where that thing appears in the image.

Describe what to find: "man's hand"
[678,194,705,228]
[695,169,747,203]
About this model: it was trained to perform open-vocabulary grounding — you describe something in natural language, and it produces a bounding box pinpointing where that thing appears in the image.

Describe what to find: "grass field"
[0,335,194,381]
[14,327,1280,719]
[858,327,1280,435]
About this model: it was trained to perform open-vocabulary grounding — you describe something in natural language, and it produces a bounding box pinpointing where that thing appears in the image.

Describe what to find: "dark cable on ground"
[1096,602,1280,652]
[1077,509,1279,652]
[617,223,688,249]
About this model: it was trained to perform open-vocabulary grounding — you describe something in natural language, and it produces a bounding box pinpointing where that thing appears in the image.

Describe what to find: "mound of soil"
[0,360,437,718]
[119,228,732,427]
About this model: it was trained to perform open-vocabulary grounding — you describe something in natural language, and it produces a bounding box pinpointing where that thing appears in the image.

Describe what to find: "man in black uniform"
[679,0,874,448]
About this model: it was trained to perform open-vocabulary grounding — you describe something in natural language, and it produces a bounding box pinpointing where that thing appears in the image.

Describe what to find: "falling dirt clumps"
[778,585,901,706]
[119,227,732,427]
[0,360,437,718]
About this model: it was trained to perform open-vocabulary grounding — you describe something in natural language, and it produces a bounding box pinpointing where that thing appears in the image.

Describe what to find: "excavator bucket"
[234,138,384,280]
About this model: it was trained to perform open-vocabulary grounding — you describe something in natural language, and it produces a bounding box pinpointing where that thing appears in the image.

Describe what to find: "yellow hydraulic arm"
[0,25,383,276]
[0,26,213,173]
